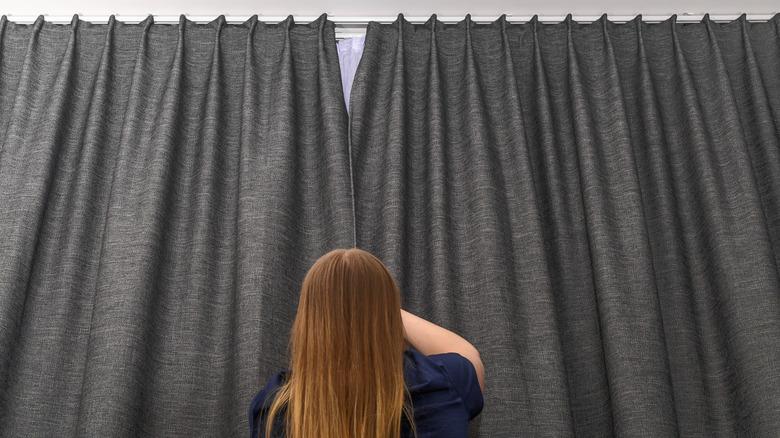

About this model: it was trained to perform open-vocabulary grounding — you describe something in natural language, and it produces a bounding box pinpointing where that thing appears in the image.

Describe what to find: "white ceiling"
[3,0,777,19]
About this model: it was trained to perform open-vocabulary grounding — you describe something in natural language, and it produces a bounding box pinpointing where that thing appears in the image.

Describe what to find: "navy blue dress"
[248,346,484,438]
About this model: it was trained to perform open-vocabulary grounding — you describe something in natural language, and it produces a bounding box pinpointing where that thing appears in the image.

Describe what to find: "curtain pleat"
[349,13,780,437]
[0,13,352,436]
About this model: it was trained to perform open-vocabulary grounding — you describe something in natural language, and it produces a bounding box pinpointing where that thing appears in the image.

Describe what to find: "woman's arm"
[401,308,485,393]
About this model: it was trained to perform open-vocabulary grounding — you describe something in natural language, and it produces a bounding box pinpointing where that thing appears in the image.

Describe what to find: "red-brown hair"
[263,248,418,438]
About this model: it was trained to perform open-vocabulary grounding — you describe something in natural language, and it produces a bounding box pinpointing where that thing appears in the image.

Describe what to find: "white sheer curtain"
[336,36,365,113]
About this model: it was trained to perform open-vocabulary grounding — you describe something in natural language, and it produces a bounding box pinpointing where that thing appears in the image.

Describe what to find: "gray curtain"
[349,13,780,437]
[0,13,353,436]
[3,10,780,438]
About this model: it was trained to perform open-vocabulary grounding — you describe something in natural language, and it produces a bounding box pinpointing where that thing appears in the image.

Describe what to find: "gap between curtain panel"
[337,36,366,247]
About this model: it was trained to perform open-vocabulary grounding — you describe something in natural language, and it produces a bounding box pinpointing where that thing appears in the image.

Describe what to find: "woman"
[248,248,485,438]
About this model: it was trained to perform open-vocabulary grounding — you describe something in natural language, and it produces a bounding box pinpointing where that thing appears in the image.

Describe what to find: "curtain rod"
[4,13,777,39]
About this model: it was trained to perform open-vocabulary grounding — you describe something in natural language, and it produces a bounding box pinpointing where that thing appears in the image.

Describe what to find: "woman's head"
[263,248,416,438]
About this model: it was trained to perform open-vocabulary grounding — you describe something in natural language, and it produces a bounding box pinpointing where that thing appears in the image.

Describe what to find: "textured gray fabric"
[349,13,780,437]
[0,13,352,436]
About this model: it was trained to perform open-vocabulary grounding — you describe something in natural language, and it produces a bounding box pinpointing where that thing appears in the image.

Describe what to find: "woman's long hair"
[263,248,418,438]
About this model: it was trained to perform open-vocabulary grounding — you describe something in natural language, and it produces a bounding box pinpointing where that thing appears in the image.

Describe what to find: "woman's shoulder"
[404,345,471,375]
[404,347,484,420]
[403,346,458,387]
[249,370,288,415]
[248,370,289,438]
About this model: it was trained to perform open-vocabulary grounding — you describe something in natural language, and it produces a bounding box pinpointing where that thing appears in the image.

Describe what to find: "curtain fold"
[0,13,353,436]
[349,12,780,437]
